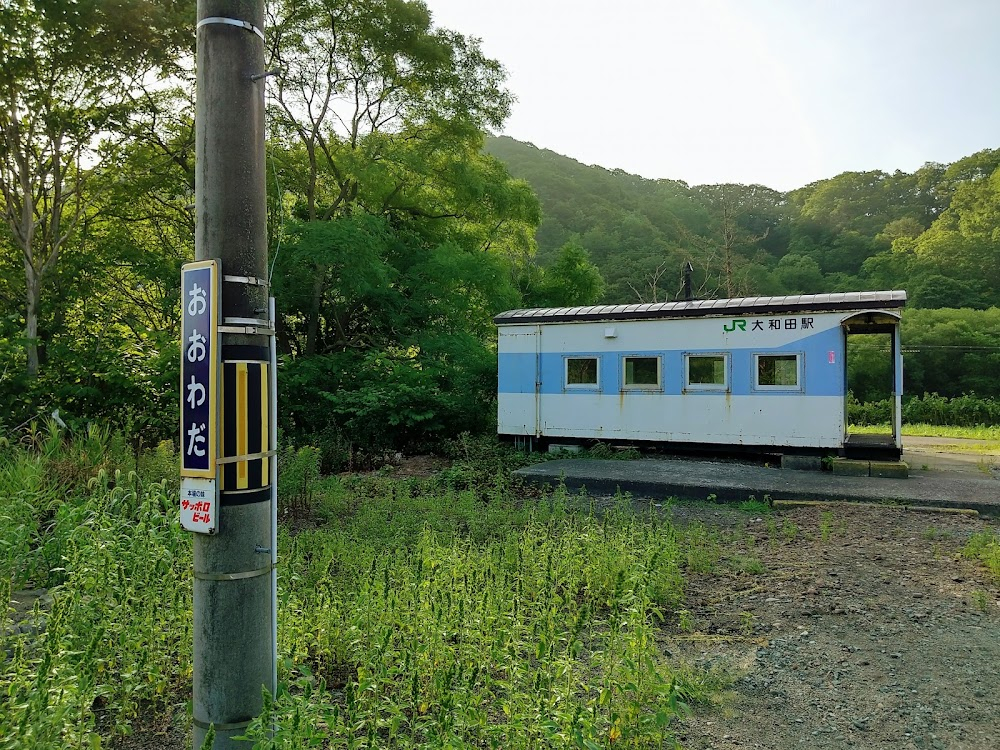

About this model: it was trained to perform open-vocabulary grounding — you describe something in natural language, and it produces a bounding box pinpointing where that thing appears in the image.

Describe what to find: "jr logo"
[724,319,747,332]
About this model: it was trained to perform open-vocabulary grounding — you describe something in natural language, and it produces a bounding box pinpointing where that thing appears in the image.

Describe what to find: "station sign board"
[180,260,220,533]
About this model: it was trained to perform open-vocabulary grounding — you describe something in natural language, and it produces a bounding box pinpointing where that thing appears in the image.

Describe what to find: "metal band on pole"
[216,450,276,464]
[223,275,270,287]
[196,16,265,42]
[194,565,274,582]
[223,317,272,327]
[217,325,275,336]
[192,718,253,732]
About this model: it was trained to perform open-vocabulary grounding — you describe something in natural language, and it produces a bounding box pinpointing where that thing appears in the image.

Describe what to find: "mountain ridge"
[485,134,1000,310]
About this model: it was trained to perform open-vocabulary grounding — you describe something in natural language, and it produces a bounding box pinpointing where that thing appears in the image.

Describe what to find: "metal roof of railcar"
[494,290,906,324]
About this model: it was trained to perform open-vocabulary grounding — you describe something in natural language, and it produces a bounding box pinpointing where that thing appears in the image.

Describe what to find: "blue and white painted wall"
[497,300,901,451]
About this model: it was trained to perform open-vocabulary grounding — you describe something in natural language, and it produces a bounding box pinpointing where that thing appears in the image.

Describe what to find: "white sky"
[423,0,1000,191]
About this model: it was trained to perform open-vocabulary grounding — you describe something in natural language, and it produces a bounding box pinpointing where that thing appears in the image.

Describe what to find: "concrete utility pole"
[193,1,274,747]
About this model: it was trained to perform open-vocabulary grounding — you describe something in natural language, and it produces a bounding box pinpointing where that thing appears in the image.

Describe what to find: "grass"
[1,427,741,749]
[922,526,953,542]
[264,493,695,748]
[963,530,1000,583]
[817,511,847,542]
[0,434,190,748]
[936,443,1000,455]
[849,423,1000,441]
[737,498,773,515]
[764,516,799,546]
[978,458,998,476]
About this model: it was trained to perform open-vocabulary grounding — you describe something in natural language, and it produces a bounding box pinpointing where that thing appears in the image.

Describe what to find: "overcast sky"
[423,0,999,191]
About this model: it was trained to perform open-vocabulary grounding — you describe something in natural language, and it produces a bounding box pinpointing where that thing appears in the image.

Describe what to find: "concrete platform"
[830,458,910,478]
[513,457,1000,516]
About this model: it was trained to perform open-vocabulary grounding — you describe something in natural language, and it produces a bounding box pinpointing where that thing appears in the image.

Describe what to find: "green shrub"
[849,392,1000,427]
[587,442,642,460]
[0,333,179,447]
[901,308,1000,399]
[136,439,179,488]
[279,336,498,457]
[903,392,1000,426]
[0,421,142,587]
[278,445,322,513]
[847,392,892,426]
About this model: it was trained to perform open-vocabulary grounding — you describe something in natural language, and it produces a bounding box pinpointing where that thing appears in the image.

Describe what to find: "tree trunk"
[25,266,40,378]
[723,243,735,298]
[305,266,326,356]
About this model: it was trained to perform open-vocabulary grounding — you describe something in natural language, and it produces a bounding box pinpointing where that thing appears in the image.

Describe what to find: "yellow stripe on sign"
[237,362,248,489]
[260,363,269,486]
[219,371,226,491]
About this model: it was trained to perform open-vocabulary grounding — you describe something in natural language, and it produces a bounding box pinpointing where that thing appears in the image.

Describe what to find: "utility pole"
[192,2,274,748]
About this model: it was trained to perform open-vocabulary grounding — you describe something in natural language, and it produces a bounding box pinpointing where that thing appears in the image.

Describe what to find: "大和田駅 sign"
[180,260,220,533]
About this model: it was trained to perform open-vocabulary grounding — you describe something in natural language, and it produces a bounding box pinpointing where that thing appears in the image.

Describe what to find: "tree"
[692,183,780,297]
[860,247,912,291]
[790,171,896,237]
[258,1,542,452]
[774,254,824,294]
[271,214,397,357]
[0,83,197,434]
[266,0,511,221]
[909,165,1000,306]
[622,257,675,303]
[937,148,1000,196]
[823,231,878,276]
[522,241,605,307]
[782,168,948,283]
[484,136,712,281]
[0,0,189,377]
[875,217,925,246]
[901,308,1000,398]
[264,0,536,356]
[909,275,988,310]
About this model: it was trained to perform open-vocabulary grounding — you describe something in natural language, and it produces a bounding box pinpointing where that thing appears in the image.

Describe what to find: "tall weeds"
[3,428,724,748]
[239,490,692,748]
[1,426,192,747]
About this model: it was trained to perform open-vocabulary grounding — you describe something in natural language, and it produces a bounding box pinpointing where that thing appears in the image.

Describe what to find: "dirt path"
[902,436,1000,478]
[667,503,1000,750]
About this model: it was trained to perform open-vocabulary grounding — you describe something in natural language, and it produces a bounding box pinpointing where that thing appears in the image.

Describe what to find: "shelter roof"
[494,290,907,325]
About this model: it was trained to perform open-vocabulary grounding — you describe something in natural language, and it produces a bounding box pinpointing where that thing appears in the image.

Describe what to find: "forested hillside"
[2,1,999,463]
[486,136,1000,309]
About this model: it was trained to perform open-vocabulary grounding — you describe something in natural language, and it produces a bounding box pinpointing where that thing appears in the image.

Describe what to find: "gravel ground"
[667,502,1000,750]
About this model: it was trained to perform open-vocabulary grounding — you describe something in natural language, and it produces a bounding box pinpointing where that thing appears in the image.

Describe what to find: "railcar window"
[566,357,598,386]
[686,354,728,389]
[756,354,800,388]
[623,356,660,388]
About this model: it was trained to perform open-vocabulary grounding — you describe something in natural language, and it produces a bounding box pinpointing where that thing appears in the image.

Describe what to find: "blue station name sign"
[180,260,220,479]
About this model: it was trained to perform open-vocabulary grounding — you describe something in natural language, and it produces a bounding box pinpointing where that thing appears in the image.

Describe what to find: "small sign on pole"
[181,259,220,533]
[180,477,218,534]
